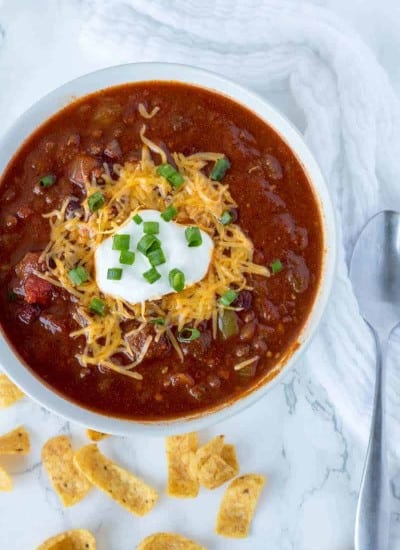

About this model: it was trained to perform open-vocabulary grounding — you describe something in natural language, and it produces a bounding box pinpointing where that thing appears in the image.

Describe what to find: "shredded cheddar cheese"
[39,127,269,377]
[138,103,160,119]
[234,356,260,371]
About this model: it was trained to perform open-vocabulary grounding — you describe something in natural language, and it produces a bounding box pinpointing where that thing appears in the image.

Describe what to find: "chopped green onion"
[219,289,238,307]
[107,267,123,281]
[177,327,201,343]
[119,250,135,265]
[169,172,184,187]
[137,234,161,255]
[270,259,283,274]
[156,163,184,188]
[88,191,105,213]
[210,157,230,181]
[40,174,57,188]
[185,226,202,247]
[148,240,162,254]
[142,267,161,284]
[148,248,166,267]
[68,266,89,285]
[112,234,130,251]
[169,268,185,291]
[143,221,159,235]
[7,290,18,302]
[161,205,178,222]
[156,163,175,179]
[151,318,166,325]
[133,214,143,224]
[89,297,107,316]
[220,210,234,225]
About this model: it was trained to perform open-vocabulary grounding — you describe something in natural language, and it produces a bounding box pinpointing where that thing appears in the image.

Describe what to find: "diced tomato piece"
[24,275,53,305]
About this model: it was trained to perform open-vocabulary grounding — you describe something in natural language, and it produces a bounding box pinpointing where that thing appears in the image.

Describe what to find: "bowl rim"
[0,62,337,435]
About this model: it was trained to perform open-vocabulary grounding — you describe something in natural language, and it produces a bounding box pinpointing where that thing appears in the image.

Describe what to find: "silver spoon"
[350,210,400,550]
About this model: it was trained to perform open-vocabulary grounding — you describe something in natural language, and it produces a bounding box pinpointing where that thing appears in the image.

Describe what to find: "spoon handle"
[355,333,390,550]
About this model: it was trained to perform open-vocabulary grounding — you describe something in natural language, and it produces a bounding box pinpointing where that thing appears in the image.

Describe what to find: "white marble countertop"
[0,1,399,549]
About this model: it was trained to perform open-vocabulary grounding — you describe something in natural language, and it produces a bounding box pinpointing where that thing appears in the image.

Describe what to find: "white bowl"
[0,63,336,435]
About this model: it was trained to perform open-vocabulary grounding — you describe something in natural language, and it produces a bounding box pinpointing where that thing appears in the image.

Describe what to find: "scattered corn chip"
[0,425,30,455]
[137,532,205,550]
[42,435,91,507]
[0,374,24,408]
[216,474,266,538]
[36,528,96,550]
[195,435,224,470]
[197,453,236,490]
[74,444,158,516]
[0,465,12,491]
[86,429,108,442]
[166,432,199,498]
[191,436,239,489]
[221,444,239,473]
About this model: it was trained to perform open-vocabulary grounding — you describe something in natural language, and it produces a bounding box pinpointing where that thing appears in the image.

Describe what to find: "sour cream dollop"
[95,209,214,304]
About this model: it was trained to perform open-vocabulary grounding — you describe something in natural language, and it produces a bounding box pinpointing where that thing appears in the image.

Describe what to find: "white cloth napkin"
[80,0,400,455]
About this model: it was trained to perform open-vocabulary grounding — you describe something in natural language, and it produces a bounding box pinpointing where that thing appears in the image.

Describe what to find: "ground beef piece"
[39,313,70,334]
[181,328,212,360]
[14,251,53,306]
[125,325,171,361]
[15,251,45,281]
[17,303,40,324]
[66,154,101,186]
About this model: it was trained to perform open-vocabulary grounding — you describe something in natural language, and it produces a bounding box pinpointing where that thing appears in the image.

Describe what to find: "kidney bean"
[242,310,255,323]
[17,206,33,219]
[235,344,250,358]
[189,384,208,400]
[253,249,266,265]
[65,197,83,220]
[3,188,16,202]
[206,374,221,389]
[78,368,90,379]
[295,227,309,250]
[234,290,253,311]
[169,372,195,387]
[263,153,283,180]
[240,321,257,342]
[287,251,310,293]
[258,298,280,323]
[218,369,230,381]
[258,324,275,339]
[252,339,268,354]
[5,215,17,229]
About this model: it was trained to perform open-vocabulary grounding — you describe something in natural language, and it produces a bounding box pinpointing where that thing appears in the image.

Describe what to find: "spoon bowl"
[351,210,400,333]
